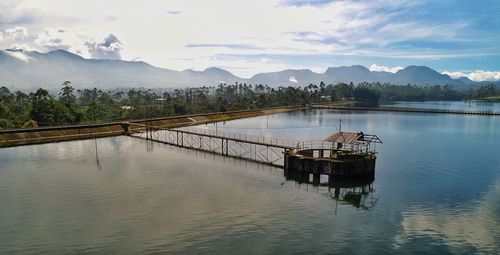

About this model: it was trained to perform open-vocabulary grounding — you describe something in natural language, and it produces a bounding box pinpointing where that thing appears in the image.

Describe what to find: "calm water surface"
[1,103,499,254]
[382,100,500,113]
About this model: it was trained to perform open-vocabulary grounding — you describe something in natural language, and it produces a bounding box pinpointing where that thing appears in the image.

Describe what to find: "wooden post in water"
[221,138,224,155]
[313,173,321,185]
[120,123,130,135]
[225,139,228,156]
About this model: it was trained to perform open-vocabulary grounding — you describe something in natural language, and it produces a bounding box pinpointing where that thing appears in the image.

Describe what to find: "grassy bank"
[475,96,500,102]
[0,106,306,148]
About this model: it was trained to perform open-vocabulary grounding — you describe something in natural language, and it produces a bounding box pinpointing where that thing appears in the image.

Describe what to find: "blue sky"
[0,0,499,80]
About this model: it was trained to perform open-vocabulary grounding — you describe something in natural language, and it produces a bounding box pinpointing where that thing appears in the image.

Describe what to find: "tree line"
[0,81,498,128]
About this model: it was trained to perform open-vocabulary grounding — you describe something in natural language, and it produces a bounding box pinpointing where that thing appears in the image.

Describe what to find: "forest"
[0,81,498,128]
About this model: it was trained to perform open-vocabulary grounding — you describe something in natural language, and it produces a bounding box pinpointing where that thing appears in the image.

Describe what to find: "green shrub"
[22,120,38,128]
[0,118,14,129]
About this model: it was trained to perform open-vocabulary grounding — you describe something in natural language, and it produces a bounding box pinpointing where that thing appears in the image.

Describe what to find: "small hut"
[284,130,382,179]
[324,131,382,154]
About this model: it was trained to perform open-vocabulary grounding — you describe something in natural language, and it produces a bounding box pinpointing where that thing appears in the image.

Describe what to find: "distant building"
[121,105,134,110]
[321,95,331,101]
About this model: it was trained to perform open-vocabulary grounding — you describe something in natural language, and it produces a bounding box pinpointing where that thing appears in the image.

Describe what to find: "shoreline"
[0,106,309,148]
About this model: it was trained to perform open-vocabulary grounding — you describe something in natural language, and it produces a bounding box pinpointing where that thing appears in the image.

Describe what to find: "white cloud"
[4,0,472,74]
[289,76,298,83]
[442,70,500,81]
[369,64,403,73]
[0,31,3,41]
[4,50,34,63]
[375,21,467,47]
[3,26,28,40]
[442,71,467,79]
[0,0,495,77]
[34,28,73,51]
[8,43,35,51]
[31,28,123,60]
[393,183,500,253]
[84,34,123,60]
[467,70,500,82]
[166,10,182,15]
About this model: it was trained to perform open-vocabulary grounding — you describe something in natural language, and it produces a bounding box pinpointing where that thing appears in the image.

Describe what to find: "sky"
[0,0,499,81]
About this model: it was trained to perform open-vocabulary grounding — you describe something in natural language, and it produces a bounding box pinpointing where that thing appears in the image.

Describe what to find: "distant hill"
[250,69,324,86]
[0,49,240,90]
[324,65,377,84]
[0,49,488,90]
[390,66,457,85]
[251,65,463,86]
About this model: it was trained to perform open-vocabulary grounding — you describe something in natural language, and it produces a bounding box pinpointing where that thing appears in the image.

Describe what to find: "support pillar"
[225,139,228,156]
[313,173,321,185]
[120,123,130,135]
[221,138,224,154]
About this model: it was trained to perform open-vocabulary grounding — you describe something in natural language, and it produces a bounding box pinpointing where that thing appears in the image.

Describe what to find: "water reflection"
[146,139,154,152]
[94,138,101,170]
[284,170,378,211]
[384,101,500,113]
[393,181,500,254]
[2,106,499,254]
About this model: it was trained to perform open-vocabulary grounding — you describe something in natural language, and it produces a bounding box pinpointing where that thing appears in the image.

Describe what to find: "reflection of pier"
[285,170,378,210]
[126,123,381,179]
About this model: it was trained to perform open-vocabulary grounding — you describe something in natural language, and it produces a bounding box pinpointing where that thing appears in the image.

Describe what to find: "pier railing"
[175,126,301,149]
[129,124,299,166]
[165,127,375,155]
[128,123,377,166]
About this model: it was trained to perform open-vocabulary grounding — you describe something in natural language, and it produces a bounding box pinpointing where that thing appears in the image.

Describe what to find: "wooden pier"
[128,123,381,179]
[128,123,296,166]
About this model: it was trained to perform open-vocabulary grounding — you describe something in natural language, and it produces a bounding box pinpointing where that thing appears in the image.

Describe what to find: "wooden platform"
[284,148,377,179]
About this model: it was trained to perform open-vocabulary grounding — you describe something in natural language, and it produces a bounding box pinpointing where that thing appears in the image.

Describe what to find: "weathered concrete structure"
[284,131,382,179]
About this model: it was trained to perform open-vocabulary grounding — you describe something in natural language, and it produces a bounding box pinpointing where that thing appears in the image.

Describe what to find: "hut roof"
[324,131,382,144]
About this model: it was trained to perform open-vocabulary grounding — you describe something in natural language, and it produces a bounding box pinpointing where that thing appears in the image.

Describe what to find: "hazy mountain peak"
[323,65,374,84]
[204,67,231,74]
[1,49,35,63]
[350,65,370,70]
[399,65,435,72]
[397,65,444,76]
[0,50,479,89]
[45,49,84,60]
[392,65,457,85]
[458,76,474,84]
[284,69,315,74]
[325,65,370,74]
[5,48,25,53]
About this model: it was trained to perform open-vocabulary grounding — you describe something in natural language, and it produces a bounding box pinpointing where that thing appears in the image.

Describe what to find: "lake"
[1,104,499,254]
[382,100,500,113]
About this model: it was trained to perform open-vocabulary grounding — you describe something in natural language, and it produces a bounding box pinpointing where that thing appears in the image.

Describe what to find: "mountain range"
[0,49,486,90]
